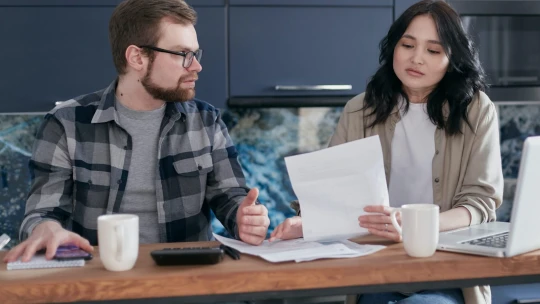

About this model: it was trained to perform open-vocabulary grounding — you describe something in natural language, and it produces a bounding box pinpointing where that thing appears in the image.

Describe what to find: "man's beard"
[141,59,197,102]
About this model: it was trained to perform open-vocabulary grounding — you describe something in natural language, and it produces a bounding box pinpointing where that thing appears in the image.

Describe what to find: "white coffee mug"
[97,214,139,271]
[390,204,439,258]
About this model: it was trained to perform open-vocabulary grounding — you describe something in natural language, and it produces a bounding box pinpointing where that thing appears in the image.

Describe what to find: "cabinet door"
[395,0,420,19]
[0,1,227,113]
[189,4,227,108]
[229,0,392,5]
[229,6,392,98]
[0,5,117,113]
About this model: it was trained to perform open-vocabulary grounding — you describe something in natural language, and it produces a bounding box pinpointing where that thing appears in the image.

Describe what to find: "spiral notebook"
[7,254,85,270]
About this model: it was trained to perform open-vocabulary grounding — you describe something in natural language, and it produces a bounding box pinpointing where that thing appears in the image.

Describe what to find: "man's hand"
[268,216,303,242]
[236,188,269,245]
[3,221,93,263]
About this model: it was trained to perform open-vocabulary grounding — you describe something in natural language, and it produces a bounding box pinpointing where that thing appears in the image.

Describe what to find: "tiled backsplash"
[1,102,539,247]
[499,104,540,178]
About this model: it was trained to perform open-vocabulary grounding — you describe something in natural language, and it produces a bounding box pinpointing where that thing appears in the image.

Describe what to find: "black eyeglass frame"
[139,45,203,68]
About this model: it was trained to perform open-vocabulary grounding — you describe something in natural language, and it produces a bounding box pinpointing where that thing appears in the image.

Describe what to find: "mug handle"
[114,225,125,262]
[390,209,402,236]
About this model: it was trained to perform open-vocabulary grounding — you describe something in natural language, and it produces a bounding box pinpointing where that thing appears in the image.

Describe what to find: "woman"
[270,1,503,303]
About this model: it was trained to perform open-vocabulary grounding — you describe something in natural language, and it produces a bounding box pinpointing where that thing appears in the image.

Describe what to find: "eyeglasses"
[139,45,203,68]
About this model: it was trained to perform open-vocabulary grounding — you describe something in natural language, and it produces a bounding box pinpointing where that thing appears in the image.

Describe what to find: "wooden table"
[1,236,540,304]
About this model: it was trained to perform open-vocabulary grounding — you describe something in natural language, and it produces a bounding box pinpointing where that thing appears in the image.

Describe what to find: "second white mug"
[390,204,439,258]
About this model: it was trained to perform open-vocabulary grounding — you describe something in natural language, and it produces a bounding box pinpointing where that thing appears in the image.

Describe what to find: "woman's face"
[393,14,450,96]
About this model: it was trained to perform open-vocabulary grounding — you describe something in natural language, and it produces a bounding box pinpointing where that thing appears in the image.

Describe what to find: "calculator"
[150,246,224,266]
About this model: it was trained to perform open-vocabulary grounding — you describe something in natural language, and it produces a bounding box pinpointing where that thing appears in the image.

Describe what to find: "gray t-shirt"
[116,100,165,244]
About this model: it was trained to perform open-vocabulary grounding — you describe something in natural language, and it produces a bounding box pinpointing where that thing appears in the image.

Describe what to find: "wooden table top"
[1,236,540,303]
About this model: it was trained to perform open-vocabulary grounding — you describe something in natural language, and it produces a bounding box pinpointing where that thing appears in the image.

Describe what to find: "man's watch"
[290,200,301,216]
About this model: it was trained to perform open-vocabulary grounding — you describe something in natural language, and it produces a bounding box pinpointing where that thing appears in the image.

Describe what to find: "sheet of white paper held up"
[284,136,390,242]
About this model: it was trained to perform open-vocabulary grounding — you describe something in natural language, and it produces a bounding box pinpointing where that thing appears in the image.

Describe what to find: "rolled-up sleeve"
[453,101,503,224]
[204,109,250,239]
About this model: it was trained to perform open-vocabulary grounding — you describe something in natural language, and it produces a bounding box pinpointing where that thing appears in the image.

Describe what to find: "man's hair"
[109,0,197,74]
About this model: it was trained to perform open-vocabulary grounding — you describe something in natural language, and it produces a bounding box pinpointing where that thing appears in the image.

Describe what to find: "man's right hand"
[3,221,93,263]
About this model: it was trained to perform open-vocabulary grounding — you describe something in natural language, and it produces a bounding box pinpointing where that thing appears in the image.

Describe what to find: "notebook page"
[7,254,85,271]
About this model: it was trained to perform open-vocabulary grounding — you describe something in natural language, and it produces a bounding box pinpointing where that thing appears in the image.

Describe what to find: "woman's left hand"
[358,205,402,242]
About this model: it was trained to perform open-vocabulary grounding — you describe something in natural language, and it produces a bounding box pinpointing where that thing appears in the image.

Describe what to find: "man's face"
[141,18,203,102]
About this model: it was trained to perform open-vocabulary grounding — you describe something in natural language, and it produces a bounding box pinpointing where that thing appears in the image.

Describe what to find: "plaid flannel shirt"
[20,80,249,245]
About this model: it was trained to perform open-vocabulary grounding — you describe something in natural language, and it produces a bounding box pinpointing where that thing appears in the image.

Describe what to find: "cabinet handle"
[274,85,352,91]
[498,76,538,83]
[516,299,540,304]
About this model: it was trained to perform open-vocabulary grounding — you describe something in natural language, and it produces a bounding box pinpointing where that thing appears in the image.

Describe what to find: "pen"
[228,246,241,259]
[220,245,240,260]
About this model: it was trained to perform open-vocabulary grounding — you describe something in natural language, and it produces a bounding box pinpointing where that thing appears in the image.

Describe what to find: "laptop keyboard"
[461,232,509,248]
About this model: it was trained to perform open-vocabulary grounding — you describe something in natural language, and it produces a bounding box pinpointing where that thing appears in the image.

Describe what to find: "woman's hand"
[358,205,402,242]
[268,216,303,242]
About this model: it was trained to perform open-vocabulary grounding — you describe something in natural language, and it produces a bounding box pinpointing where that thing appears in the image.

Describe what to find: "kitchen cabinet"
[228,4,393,104]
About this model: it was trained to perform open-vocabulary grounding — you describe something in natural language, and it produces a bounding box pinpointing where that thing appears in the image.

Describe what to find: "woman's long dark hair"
[364,0,486,135]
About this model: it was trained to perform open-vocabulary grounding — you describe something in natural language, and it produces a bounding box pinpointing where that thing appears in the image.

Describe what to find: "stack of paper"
[214,136,390,263]
[214,233,385,263]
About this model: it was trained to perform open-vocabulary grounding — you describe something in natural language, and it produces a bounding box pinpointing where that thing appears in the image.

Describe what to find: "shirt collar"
[91,79,187,124]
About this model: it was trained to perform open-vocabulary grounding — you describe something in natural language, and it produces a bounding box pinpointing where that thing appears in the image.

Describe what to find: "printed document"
[284,136,389,242]
[214,233,385,263]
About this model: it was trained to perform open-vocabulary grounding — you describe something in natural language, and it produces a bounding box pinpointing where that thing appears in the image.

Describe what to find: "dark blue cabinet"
[229,0,392,6]
[0,5,117,113]
[187,2,227,109]
[0,0,402,112]
[492,283,540,304]
[0,0,226,113]
[228,5,393,99]
[395,0,421,19]
[187,0,224,5]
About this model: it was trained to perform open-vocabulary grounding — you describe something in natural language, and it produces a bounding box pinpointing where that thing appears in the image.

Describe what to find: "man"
[4,0,269,263]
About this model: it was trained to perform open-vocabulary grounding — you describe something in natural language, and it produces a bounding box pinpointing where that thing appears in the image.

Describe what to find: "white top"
[388,101,437,208]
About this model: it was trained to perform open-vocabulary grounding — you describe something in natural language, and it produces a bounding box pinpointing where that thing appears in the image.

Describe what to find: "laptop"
[437,136,540,258]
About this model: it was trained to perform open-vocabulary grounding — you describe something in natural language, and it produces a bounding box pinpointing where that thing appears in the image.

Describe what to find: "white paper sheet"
[213,233,324,255]
[213,234,386,263]
[284,136,389,242]
[293,240,386,262]
[259,243,358,263]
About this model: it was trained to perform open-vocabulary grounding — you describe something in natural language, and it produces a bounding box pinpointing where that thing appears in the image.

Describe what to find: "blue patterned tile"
[496,180,517,223]
[2,103,535,244]
[499,104,540,179]
[214,107,343,235]
[498,104,540,222]
[0,115,43,249]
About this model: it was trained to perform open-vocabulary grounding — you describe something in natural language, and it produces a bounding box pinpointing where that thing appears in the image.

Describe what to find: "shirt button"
[434,178,440,183]
[124,145,128,150]
[198,165,203,170]
[117,179,123,184]
[435,150,439,155]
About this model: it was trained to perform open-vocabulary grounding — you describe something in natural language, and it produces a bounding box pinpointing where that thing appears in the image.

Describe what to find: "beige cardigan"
[295,91,503,304]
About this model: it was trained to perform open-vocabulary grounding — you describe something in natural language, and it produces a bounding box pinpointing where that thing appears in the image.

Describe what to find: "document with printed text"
[213,233,386,263]
[284,136,390,242]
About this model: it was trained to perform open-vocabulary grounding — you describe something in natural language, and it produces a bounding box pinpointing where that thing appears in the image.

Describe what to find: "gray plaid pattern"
[20,80,248,245]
